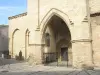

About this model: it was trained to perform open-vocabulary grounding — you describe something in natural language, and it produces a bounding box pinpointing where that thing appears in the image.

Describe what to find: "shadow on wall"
[15,50,24,61]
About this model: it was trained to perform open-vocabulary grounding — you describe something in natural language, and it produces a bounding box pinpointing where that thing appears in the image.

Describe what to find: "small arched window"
[45,33,50,46]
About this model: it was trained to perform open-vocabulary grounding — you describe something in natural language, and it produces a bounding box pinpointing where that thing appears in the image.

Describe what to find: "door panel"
[61,47,68,61]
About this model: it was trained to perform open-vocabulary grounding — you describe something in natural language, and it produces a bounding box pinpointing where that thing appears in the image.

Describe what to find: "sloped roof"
[8,12,27,20]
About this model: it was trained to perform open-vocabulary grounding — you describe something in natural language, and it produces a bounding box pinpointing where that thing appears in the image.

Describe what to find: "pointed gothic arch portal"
[42,14,72,67]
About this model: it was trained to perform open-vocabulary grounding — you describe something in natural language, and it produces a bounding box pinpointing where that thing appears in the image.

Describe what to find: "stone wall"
[9,14,28,58]
[91,14,100,67]
[89,0,100,13]
[8,0,94,68]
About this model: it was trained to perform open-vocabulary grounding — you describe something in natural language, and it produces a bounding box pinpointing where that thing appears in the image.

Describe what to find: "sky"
[0,0,27,25]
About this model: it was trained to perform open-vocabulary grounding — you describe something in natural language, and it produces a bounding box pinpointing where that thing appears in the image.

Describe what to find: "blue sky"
[0,0,27,25]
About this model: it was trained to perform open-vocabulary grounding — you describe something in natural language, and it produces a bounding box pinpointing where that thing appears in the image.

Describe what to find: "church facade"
[8,0,100,68]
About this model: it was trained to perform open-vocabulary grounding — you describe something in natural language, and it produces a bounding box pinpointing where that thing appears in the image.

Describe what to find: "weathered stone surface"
[8,0,100,68]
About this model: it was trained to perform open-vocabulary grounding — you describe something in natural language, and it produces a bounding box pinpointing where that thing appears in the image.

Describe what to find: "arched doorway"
[41,15,72,67]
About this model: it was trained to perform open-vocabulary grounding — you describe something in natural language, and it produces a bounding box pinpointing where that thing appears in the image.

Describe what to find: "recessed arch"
[25,29,30,35]
[12,28,19,37]
[12,28,20,57]
[40,9,72,66]
[25,29,30,59]
[40,8,72,36]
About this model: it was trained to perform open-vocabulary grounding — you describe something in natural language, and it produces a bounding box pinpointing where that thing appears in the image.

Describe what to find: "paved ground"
[0,58,100,75]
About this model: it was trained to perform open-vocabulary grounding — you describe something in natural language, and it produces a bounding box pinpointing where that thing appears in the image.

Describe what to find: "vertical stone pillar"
[33,30,43,64]
[71,0,93,68]
[72,39,93,68]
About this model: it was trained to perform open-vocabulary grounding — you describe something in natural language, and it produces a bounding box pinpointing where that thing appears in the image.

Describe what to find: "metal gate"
[43,52,70,67]
[43,52,58,64]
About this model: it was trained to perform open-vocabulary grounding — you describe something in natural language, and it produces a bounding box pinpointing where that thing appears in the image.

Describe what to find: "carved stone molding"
[90,12,100,17]
[35,26,40,31]
[71,39,92,43]
[29,44,45,46]
[82,16,88,22]
[70,20,74,25]
[8,12,27,20]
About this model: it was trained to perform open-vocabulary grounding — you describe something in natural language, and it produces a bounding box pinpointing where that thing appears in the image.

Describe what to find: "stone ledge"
[8,12,27,20]
[71,39,92,43]
[29,44,45,46]
[90,12,100,17]
[82,16,88,22]
[35,27,40,31]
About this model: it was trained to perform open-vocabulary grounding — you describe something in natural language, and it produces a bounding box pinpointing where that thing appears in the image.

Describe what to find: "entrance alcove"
[41,14,72,67]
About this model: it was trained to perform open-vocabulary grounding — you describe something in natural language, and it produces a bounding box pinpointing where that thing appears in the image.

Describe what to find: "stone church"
[8,0,100,68]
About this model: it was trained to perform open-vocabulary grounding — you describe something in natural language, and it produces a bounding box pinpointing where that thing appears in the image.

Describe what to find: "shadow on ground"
[0,58,24,66]
[0,69,100,75]
[0,58,100,75]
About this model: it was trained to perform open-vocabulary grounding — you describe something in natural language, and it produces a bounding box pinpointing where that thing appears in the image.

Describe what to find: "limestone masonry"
[8,0,100,68]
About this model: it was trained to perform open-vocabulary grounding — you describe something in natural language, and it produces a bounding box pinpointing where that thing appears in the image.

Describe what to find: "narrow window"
[45,33,50,46]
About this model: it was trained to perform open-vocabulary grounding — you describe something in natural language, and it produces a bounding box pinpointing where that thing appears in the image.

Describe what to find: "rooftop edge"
[8,12,27,20]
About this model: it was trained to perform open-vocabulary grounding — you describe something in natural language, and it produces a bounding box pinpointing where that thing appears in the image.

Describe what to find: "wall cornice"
[8,12,27,20]
[71,39,92,43]
[29,44,45,46]
[90,12,100,17]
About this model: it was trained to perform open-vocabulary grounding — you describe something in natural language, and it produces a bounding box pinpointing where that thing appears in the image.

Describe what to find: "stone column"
[70,0,93,68]
[72,39,93,68]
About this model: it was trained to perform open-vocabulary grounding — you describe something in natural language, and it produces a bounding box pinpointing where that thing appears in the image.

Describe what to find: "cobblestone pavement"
[0,63,100,75]
[0,58,100,75]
